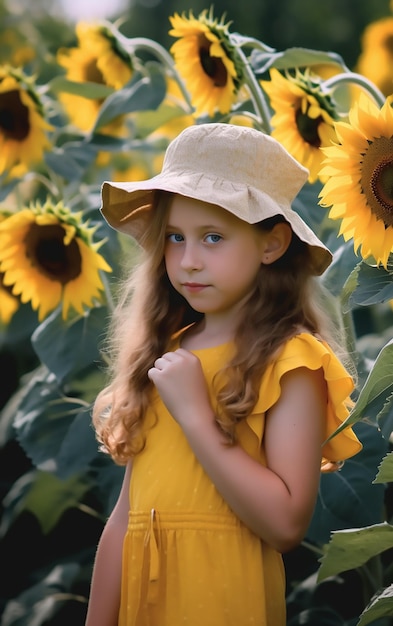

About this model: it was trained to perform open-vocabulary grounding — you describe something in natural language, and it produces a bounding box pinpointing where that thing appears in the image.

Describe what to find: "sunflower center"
[295,107,321,147]
[24,223,82,284]
[198,35,227,87]
[85,59,105,84]
[384,34,393,54]
[361,137,393,227]
[0,89,29,140]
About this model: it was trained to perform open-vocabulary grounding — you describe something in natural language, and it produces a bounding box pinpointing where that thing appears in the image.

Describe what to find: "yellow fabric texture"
[118,333,362,626]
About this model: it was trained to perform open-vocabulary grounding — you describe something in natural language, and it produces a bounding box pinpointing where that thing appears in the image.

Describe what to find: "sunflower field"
[1,0,393,625]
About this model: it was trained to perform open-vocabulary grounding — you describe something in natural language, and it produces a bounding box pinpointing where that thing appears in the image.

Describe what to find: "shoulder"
[252,332,354,414]
[275,332,347,375]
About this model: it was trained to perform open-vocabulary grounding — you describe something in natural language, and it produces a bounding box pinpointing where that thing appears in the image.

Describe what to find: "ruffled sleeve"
[246,333,362,465]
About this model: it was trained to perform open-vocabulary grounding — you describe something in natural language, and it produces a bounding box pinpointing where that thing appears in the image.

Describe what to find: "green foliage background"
[0,1,393,625]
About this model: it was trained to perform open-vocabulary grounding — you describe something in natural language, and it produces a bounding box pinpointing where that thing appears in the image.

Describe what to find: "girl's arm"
[84,461,132,626]
[148,350,325,553]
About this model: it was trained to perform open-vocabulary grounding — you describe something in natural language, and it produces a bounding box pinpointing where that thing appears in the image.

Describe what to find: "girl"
[85,123,362,626]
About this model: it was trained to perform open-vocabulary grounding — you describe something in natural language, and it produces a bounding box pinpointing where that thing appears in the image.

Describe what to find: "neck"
[181,317,236,350]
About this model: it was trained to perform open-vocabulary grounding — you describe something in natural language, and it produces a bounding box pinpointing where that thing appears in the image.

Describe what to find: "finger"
[147,367,157,381]
[153,356,169,370]
[161,351,179,362]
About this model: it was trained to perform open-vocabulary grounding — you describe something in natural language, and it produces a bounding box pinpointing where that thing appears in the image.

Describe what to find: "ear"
[260,223,292,265]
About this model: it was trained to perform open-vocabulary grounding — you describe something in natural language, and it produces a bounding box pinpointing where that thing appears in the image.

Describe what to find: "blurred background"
[7,0,392,70]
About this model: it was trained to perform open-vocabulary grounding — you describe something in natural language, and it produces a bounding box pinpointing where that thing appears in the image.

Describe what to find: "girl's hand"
[147,348,214,429]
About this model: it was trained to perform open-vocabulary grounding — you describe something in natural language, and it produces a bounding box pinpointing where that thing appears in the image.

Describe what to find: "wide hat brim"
[100,124,333,275]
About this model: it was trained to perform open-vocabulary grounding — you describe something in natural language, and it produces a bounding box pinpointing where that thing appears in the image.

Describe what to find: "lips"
[182,282,208,292]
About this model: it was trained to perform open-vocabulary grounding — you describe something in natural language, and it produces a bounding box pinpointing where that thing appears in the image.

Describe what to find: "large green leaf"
[1,562,83,626]
[374,452,393,484]
[49,76,115,99]
[357,584,393,626]
[133,103,191,138]
[23,471,91,533]
[321,243,359,297]
[31,306,108,384]
[0,470,37,537]
[251,46,347,76]
[287,607,345,626]
[325,339,393,437]
[13,370,100,476]
[92,68,166,131]
[308,422,388,545]
[44,141,98,181]
[318,522,393,581]
[346,262,393,308]
[86,132,131,151]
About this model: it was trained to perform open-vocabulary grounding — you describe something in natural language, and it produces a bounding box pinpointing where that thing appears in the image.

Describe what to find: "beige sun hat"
[101,123,332,275]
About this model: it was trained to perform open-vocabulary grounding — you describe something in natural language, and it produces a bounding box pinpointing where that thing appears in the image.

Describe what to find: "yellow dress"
[118,333,362,626]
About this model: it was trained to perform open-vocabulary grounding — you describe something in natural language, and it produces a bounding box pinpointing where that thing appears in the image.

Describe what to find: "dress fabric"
[118,333,362,626]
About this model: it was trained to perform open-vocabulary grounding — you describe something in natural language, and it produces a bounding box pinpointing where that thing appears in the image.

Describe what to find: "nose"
[180,240,202,271]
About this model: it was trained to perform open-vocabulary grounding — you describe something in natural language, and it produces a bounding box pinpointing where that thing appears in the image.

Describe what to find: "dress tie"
[145,508,160,604]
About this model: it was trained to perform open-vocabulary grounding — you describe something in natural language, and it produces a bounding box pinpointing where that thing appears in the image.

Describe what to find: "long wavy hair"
[93,192,353,465]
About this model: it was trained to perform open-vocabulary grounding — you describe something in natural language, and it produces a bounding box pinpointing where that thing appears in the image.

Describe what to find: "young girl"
[85,123,362,626]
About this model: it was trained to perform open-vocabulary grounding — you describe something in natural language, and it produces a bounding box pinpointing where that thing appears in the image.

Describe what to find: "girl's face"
[164,195,269,326]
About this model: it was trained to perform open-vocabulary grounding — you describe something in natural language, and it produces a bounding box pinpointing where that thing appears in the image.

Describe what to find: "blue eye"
[167,233,184,243]
[205,234,222,243]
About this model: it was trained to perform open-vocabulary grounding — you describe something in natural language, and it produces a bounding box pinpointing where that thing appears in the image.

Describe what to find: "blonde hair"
[93,194,354,465]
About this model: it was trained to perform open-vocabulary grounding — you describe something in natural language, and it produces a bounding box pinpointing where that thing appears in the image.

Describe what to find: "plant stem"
[101,271,115,313]
[234,43,272,132]
[120,35,194,113]
[323,72,386,108]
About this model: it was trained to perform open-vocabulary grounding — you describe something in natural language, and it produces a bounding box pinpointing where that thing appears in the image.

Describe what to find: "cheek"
[164,248,178,278]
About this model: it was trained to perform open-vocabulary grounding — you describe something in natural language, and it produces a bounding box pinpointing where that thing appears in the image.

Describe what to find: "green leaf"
[31,306,108,384]
[251,47,347,75]
[376,391,393,441]
[231,33,276,53]
[1,562,82,626]
[374,452,393,484]
[0,471,37,537]
[308,422,388,545]
[49,75,115,99]
[318,523,393,581]
[134,103,191,138]
[44,142,97,181]
[0,173,20,201]
[357,584,393,626]
[12,371,99,475]
[326,339,393,437]
[23,471,91,533]
[341,262,361,313]
[321,243,359,297]
[348,262,393,307]
[92,69,166,131]
[86,132,131,151]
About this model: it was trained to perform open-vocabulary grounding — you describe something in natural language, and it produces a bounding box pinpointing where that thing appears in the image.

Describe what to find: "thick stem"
[234,44,272,133]
[323,72,386,108]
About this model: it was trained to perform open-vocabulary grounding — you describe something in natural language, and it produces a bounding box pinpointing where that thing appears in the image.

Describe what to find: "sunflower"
[0,200,112,322]
[0,278,19,324]
[0,211,19,324]
[56,22,133,133]
[319,93,393,267]
[169,9,243,118]
[356,17,393,97]
[0,66,52,177]
[261,68,338,183]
